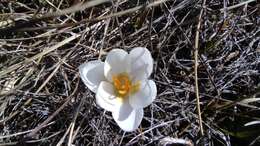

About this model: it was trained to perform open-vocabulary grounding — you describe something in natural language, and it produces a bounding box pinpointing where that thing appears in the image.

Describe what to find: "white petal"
[112,108,143,132]
[79,60,105,93]
[114,100,133,121]
[104,49,129,82]
[129,47,153,81]
[129,80,157,109]
[96,81,119,111]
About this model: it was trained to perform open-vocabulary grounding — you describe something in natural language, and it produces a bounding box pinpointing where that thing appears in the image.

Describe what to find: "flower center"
[112,73,140,100]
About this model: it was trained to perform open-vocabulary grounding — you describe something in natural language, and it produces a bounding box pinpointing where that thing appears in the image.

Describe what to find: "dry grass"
[0,0,259,145]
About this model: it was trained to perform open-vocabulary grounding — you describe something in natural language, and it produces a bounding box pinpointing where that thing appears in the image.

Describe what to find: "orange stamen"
[112,73,140,101]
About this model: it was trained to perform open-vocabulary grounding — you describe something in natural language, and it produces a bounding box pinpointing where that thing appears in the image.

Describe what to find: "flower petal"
[129,47,153,81]
[79,60,105,93]
[115,100,133,121]
[112,108,143,132]
[129,80,157,109]
[96,81,119,111]
[104,49,129,82]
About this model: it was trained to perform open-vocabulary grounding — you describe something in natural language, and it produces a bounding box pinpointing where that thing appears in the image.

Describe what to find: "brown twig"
[194,0,206,136]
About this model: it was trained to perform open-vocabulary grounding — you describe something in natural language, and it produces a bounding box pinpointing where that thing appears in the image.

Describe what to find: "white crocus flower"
[79,47,157,132]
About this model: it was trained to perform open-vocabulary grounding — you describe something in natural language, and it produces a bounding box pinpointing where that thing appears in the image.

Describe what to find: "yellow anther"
[112,73,140,101]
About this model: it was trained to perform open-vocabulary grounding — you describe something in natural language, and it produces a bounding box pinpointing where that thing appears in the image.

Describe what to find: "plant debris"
[0,0,259,145]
